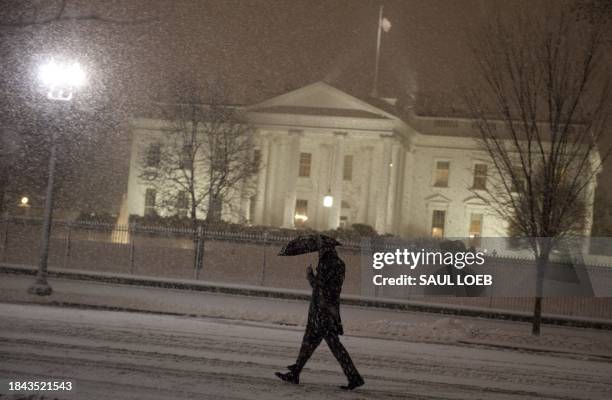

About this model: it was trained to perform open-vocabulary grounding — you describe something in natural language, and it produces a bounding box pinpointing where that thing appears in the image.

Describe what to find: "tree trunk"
[190,204,203,274]
[532,296,543,335]
[193,226,204,279]
[532,245,550,335]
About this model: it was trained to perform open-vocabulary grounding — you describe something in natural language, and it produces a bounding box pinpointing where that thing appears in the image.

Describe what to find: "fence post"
[1,217,9,262]
[260,232,268,286]
[360,237,376,297]
[129,222,136,274]
[194,226,204,280]
[63,221,72,268]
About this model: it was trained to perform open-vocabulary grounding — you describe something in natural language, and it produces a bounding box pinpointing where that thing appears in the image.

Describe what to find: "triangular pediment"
[462,195,488,206]
[248,82,395,120]
[424,193,452,203]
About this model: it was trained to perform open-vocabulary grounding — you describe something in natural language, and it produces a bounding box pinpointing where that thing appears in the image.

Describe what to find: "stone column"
[390,144,407,234]
[361,145,375,225]
[263,136,280,226]
[328,132,346,229]
[385,140,402,234]
[374,135,393,234]
[253,134,271,225]
[282,130,302,228]
[315,143,331,230]
[400,148,416,236]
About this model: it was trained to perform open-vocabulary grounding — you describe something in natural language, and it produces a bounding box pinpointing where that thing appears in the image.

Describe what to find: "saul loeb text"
[371,248,493,287]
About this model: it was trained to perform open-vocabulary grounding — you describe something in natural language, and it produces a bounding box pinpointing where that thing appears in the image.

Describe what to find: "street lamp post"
[28,60,85,296]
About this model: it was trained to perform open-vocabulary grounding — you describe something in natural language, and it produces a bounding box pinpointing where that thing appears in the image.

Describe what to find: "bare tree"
[465,7,610,335]
[138,81,259,275]
[139,81,260,227]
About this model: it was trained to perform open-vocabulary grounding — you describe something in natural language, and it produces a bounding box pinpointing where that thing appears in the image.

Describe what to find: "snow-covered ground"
[1,302,612,399]
[1,273,612,356]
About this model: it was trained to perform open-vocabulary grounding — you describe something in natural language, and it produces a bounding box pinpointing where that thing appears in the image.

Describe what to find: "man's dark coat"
[305,249,345,339]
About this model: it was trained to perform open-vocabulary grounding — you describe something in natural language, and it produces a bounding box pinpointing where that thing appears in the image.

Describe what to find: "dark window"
[248,194,257,223]
[511,167,525,193]
[472,163,487,190]
[343,155,353,181]
[298,153,311,177]
[146,143,161,168]
[253,148,261,168]
[179,144,191,169]
[144,188,157,216]
[434,161,450,187]
[176,191,189,217]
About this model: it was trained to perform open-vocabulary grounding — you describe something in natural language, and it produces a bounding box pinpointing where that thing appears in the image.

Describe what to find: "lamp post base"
[28,279,53,296]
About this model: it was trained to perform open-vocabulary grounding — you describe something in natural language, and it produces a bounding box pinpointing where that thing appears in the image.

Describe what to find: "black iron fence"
[1,216,611,320]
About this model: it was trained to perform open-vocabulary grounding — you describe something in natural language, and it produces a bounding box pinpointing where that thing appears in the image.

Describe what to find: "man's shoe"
[340,376,365,391]
[275,371,299,385]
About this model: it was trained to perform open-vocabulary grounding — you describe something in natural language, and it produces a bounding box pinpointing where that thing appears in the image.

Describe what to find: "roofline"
[248,81,401,121]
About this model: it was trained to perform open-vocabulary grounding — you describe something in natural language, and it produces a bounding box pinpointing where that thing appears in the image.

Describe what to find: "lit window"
[146,143,161,168]
[472,163,487,190]
[294,199,308,227]
[298,153,311,177]
[468,213,483,246]
[434,161,450,187]
[343,155,353,181]
[144,188,157,216]
[431,210,446,238]
[176,191,189,217]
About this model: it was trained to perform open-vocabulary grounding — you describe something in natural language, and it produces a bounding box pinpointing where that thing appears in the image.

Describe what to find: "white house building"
[126,82,597,239]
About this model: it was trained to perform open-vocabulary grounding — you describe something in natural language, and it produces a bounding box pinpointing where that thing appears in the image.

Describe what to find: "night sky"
[2,0,490,105]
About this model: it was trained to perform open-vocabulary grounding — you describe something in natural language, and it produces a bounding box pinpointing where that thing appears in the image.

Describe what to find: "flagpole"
[371,5,383,98]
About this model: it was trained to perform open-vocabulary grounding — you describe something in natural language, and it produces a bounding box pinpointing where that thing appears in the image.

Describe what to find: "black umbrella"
[278,234,342,256]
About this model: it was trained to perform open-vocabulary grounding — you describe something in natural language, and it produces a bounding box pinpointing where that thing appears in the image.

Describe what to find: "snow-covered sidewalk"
[1,272,612,359]
[0,303,611,400]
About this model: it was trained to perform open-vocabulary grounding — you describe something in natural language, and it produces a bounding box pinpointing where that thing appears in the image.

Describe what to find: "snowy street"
[1,302,611,400]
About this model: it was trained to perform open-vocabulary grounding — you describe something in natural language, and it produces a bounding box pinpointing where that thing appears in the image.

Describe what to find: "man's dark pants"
[292,330,361,381]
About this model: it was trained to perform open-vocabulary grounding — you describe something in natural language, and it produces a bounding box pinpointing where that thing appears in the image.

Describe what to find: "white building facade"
[126,82,597,238]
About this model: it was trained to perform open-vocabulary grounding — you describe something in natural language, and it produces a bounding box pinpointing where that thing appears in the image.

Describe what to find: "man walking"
[275,240,364,390]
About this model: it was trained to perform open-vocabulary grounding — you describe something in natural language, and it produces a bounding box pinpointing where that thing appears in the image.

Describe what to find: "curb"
[2,263,611,330]
[457,339,612,362]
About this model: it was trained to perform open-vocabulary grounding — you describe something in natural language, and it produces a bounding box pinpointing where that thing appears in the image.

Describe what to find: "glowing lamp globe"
[38,60,86,101]
[323,195,334,208]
